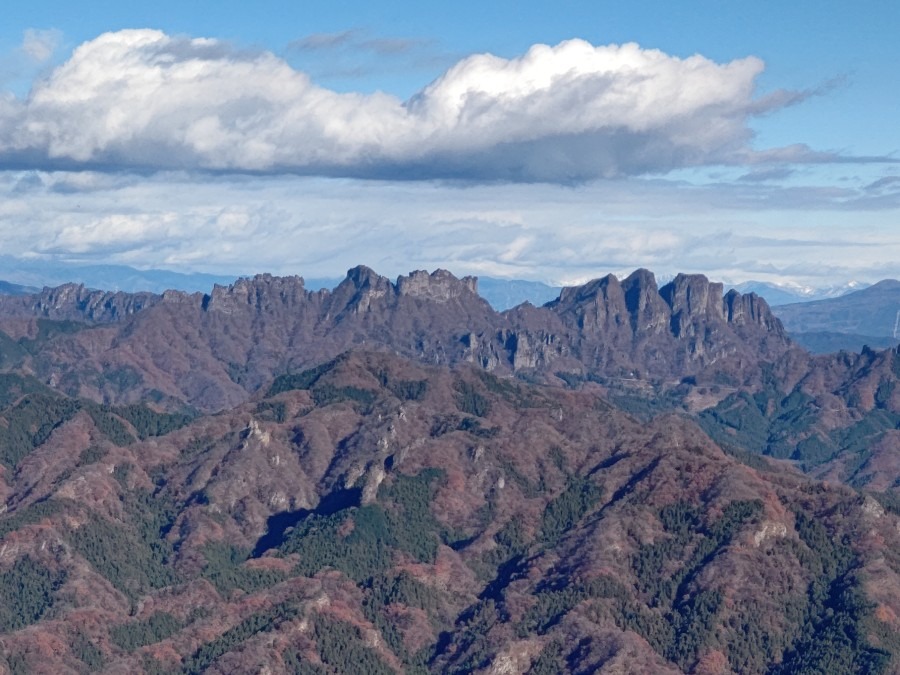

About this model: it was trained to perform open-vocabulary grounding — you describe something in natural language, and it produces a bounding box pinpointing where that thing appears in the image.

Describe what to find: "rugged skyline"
[0,1,898,286]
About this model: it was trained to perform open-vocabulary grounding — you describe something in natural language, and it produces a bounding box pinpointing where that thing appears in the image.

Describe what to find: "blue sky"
[0,0,898,287]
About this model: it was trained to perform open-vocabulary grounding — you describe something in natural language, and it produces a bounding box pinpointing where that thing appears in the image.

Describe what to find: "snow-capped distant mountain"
[731,280,870,306]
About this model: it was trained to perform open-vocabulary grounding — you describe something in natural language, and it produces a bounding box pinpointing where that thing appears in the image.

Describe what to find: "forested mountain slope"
[0,354,897,673]
[1,268,899,673]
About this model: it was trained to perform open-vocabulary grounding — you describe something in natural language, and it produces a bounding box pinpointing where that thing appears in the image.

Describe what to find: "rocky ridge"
[0,266,791,412]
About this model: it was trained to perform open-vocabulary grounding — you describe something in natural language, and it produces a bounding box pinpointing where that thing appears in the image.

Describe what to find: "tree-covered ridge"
[66,485,180,599]
[770,510,890,674]
[0,556,66,633]
[0,378,195,470]
[698,367,900,483]
[0,393,81,468]
[277,469,446,581]
[0,351,898,673]
[266,356,348,396]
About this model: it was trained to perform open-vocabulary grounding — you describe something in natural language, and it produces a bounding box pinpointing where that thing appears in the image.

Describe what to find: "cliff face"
[661,273,726,337]
[549,270,786,342]
[509,270,790,382]
[0,283,160,322]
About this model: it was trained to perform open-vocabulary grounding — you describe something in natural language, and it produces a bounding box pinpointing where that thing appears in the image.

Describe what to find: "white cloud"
[20,28,62,63]
[0,29,823,182]
[44,212,180,253]
[1,30,895,288]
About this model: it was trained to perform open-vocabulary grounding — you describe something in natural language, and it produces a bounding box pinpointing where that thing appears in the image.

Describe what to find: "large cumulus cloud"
[0,30,810,181]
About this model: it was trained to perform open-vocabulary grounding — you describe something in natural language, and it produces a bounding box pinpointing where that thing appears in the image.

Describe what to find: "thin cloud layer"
[3,170,898,288]
[0,30,813,182]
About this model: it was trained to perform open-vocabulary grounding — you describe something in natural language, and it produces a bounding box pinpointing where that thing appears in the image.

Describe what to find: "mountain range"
[732,280,871,306]
[5,259,898,354]
[0,280,39,296]
[0,266,898,674]
[0,257,878,309]
[770,280,900,354]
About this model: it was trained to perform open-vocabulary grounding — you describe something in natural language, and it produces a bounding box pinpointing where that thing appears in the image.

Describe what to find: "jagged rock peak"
[396,269,478,300]
[548,269,669,335]
[621,268,670,334]
[29,282,89,311]
[657,274,726,338]
[204,274,308,311]
[659,273,725,320]
[161,289,203,306]
[345,265,392,291]
[622,268,658,291]
[230,273,307,292]
[327,265,395,315]
[335,266,480,304]
[553,273,620,306]
[723,289,784,332]
[550,268,660,305]
[544,269,791,347]
[27,283,159,322]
